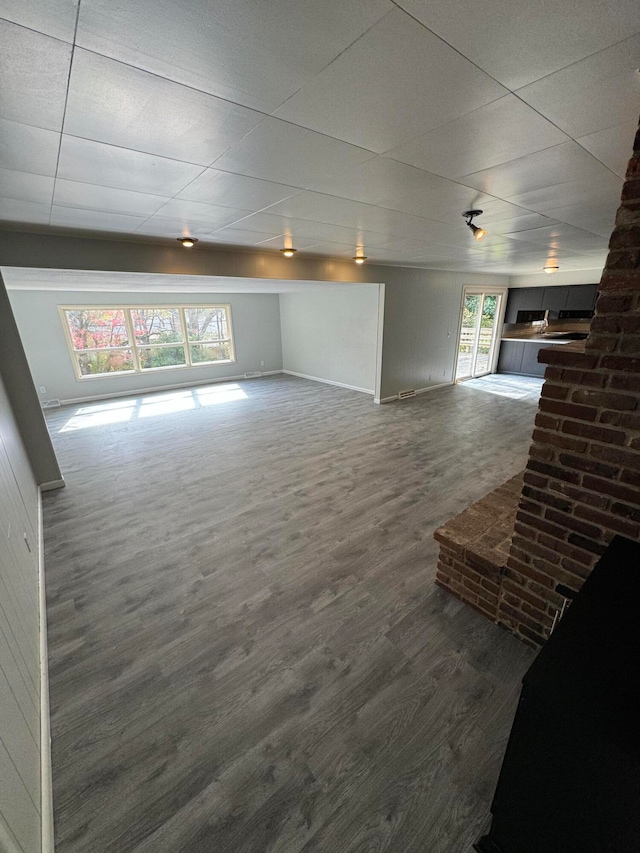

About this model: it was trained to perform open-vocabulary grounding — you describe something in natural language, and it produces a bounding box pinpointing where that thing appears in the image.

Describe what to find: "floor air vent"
[244,371,262,378]
[398,389,416,399]
[42,399,61,409]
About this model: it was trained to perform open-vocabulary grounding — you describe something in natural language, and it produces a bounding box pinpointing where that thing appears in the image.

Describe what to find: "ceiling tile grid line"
[11,122,617,228]
[390,0,640,90]
[71,0,396,114]
[48,2,82,228]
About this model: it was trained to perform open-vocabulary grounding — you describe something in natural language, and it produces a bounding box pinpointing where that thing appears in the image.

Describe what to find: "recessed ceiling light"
[462,209,487,241]
[280,247,297,258]
[177,237,197,248]
[543,263,560,274]
[353,254,367,264]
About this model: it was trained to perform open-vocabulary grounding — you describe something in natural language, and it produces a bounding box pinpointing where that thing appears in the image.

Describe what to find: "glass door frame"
[454,285,508,382]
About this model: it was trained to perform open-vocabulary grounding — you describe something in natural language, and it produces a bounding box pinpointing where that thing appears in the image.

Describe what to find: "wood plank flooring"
[43,375,539,853]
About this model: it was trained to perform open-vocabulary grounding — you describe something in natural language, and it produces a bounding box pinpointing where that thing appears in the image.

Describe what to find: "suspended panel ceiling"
[0,0,639,275]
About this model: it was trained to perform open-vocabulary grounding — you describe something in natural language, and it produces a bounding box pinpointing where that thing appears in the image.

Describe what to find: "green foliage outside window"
[63,306,234,377]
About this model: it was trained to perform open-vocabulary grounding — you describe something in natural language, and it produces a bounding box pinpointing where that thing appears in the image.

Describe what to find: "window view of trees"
[131,308,186,370]
[185,307,232,362]
[63,305,234,378]
[65,309,135,376]
[456,292,501,380]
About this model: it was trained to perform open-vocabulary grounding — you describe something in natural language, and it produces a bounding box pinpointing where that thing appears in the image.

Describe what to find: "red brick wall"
[501,117,640,646]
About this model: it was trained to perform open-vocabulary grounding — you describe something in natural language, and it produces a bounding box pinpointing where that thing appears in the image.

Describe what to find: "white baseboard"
[415,381,453,395]
[282,370,373,395]
[379,380,453,402]
[40,478,65,492]
[38,490,55,853]
[59,370,284,405]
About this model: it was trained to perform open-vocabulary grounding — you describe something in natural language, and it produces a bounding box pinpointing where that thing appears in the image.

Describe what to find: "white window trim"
[59,304,236,381]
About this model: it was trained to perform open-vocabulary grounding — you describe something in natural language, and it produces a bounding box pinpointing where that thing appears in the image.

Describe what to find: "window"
[61,305,235,379]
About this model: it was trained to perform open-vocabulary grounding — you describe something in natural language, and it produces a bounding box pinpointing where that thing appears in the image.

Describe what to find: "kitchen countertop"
[500,335,582,344]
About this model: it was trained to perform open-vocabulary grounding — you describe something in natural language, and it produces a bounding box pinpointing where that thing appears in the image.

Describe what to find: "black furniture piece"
[476,535,640,853]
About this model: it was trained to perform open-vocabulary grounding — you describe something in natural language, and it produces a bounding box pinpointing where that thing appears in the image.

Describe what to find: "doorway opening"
[455,288,506,381]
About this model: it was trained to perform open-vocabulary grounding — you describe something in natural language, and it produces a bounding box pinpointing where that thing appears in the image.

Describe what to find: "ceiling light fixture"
[177,237,197,248]
[462,209,487,242]
[353,253,367,264]
[543,263,560,274]
[280,247,297,258]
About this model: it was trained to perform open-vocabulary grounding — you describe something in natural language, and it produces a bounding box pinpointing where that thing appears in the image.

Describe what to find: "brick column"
[501,117,640,647]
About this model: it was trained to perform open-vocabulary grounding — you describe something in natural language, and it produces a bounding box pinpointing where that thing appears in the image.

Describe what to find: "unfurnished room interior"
[1,2,640,852]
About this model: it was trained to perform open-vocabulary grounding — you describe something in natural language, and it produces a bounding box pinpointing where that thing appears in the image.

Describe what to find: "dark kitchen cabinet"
[542,285,568,319]
[519,342,547,377]
[504,287,544,323]
[497,341,524,374]
[565,283,598,311]
[476,536,640,853]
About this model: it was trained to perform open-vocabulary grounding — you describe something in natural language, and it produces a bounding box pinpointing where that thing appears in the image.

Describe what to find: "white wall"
[279,284,380,394]
[0,370,43,853]
[377,267,508,400]
[8,290,283,403]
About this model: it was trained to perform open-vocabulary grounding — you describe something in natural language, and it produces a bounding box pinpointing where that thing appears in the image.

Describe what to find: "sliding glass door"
[455,289,503,381]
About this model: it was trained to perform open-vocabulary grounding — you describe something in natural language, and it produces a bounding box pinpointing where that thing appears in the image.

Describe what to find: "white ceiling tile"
[517,34,640,138]
[0,169,54,204]
[541,202,619,239]
[177,169,301,210]
[0,20,72,132]
[257,236,348,253]
[387,96,568,179]
[64,50,265,166]
[57,136,204,196]
[210,229,285,247]
[0,197,51,224]
[290,217,358,244]
[310,157,491,220]
[0,119,60,176]
[211,118,375,187]
[407,243,484,262]
[53,180,170,217]
[296,242,357,258]
[0,0,79,42]
[218,212,283,236]
[151,198,251,230]
[506,173,622,214]
[274,8,507,153]
[230,212,364,245]
[355,233,431,254]
[76,0,392,113]
[263,191,455,243]
[358,247,418,263]
[460,142,609,198]
[506,222,610,253]
[577,121,638,179]
[487,213,560,235]
[394,0,640,90]
[50,206,148,232]
[133,218,217,239]
[229,210,431,253]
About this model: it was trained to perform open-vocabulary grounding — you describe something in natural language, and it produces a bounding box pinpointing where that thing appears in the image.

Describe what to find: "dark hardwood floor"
[43,374,538,853]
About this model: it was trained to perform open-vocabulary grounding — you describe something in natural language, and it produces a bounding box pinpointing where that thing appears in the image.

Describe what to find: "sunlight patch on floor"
[59,383,248,431]
[458,374,544,401]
